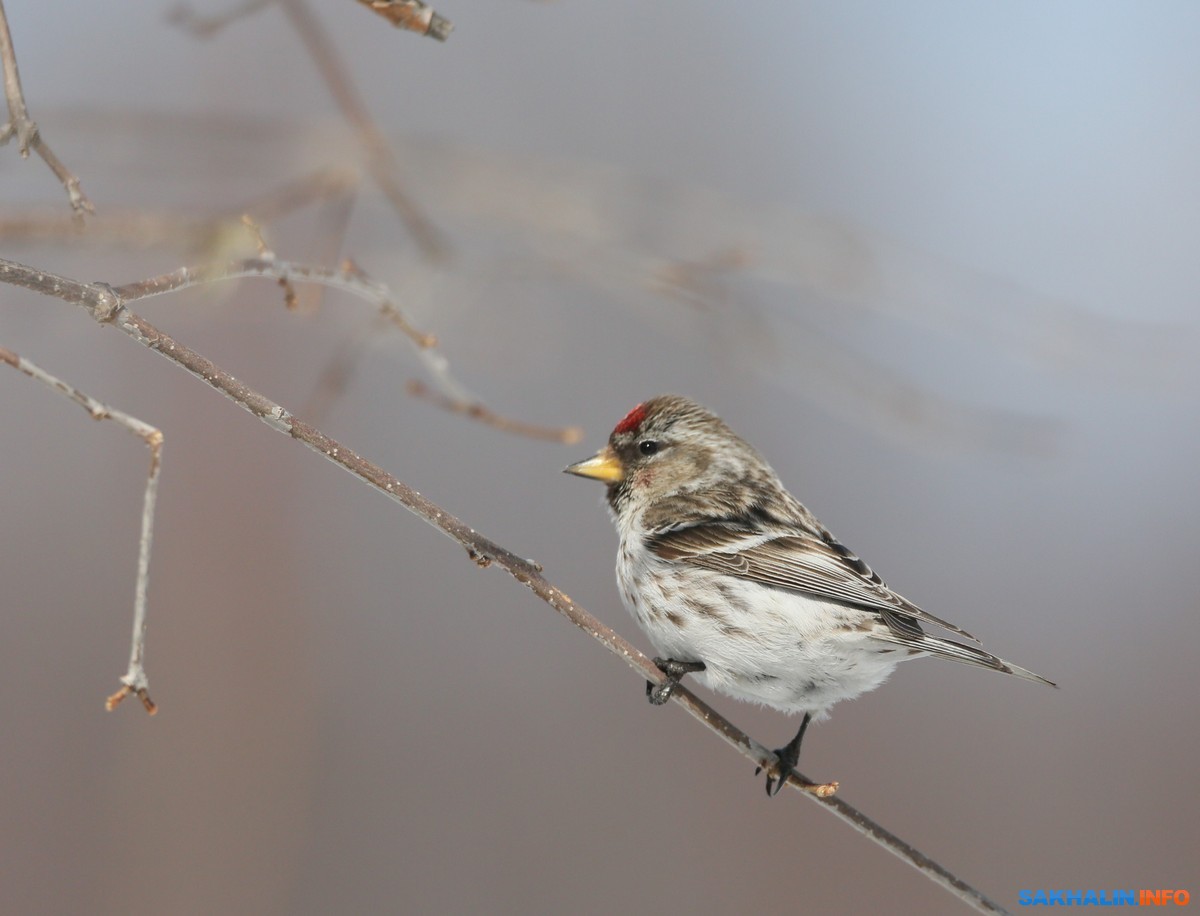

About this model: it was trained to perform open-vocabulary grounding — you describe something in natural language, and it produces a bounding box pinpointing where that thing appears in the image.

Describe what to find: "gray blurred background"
[1,2,1198,913]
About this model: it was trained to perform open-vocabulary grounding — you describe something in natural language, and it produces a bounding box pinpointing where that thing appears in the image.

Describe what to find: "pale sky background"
[2,3,1198,914]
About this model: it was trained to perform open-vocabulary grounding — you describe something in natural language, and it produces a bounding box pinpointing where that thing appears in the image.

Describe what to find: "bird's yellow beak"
[564,446,624,483]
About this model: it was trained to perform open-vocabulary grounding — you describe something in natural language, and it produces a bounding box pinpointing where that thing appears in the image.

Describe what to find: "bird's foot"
[754,712,837,797]
[756,738,798,797]
[645,658,706,705]
[754,751,839,798]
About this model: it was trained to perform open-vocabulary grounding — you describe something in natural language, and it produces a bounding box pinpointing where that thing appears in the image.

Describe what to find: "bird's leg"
[761,712,810,796]
[754,712,837,797]
[646,658,706,705]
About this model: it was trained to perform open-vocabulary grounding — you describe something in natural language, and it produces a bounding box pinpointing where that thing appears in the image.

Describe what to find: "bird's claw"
[762,757,794,797]
[645,679,673,705]
[757,712,836,797]
[646,657,705,706]
[756,753,838,798]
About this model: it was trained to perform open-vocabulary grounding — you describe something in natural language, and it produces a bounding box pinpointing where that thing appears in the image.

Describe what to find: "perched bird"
[565,395,1054,796]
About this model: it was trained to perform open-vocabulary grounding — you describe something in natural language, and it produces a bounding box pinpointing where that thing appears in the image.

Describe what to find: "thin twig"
[301,256,438,420]
[113,255,571,442]
[263,172,360,313]
[354,0,453,41]
[407,379,583,444]
[278,0,449,260]
[239,215,301,307]
[170,0,454,42]
[0,0,93,218]
[113,254,469,394]
[338,257,436,348]
[0,344,161,714]
[302,255,584,435]
[1,255,1010,914]
[169,0,447,256]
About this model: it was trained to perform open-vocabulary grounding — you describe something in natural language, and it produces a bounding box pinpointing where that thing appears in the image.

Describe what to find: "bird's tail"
[873,630,1057,687]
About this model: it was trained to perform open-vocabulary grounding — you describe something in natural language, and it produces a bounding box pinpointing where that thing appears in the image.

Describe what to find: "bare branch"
[169,1,447,256]
[355,0,453,41]
[338,257,436,347]
[0,345,161,714]
[1,255,1010,913]
[171,0,454,42]
[112,254,470,392]
[239,215,301,307]
[245,170,360,312]
[280,0,448,259]
[293,253,578,440]
[407,379,583,444]
[110,255,569,441]
[0,0,94,218]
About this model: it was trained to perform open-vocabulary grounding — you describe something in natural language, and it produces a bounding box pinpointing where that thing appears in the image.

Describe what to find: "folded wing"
[648,520,1054,686]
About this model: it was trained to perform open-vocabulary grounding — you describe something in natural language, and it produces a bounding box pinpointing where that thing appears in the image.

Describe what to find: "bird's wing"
[647,521,979,643]
[648,521,1055,687]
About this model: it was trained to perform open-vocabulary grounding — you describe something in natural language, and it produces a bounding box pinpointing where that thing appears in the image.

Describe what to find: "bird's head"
[564,395,774,520]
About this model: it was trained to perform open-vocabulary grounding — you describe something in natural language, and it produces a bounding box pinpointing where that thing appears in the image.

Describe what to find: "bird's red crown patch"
[614,403,647,435]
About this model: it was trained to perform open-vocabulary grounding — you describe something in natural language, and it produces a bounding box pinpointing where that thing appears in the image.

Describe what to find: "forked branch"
[0,0,94,217]
[0,345,160,713]
[110,254,579,443]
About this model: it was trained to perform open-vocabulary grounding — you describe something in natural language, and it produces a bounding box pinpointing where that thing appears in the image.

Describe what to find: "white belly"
[617,547,910,718]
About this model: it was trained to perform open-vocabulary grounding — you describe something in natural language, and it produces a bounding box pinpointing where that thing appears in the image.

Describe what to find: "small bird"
[565,395,1054,796]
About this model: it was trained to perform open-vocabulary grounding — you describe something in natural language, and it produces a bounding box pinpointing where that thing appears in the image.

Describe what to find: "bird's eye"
[638,440,660,456]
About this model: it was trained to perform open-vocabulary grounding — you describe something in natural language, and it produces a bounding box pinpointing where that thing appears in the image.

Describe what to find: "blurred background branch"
[171,0,449,258]
[0,0,92,217]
